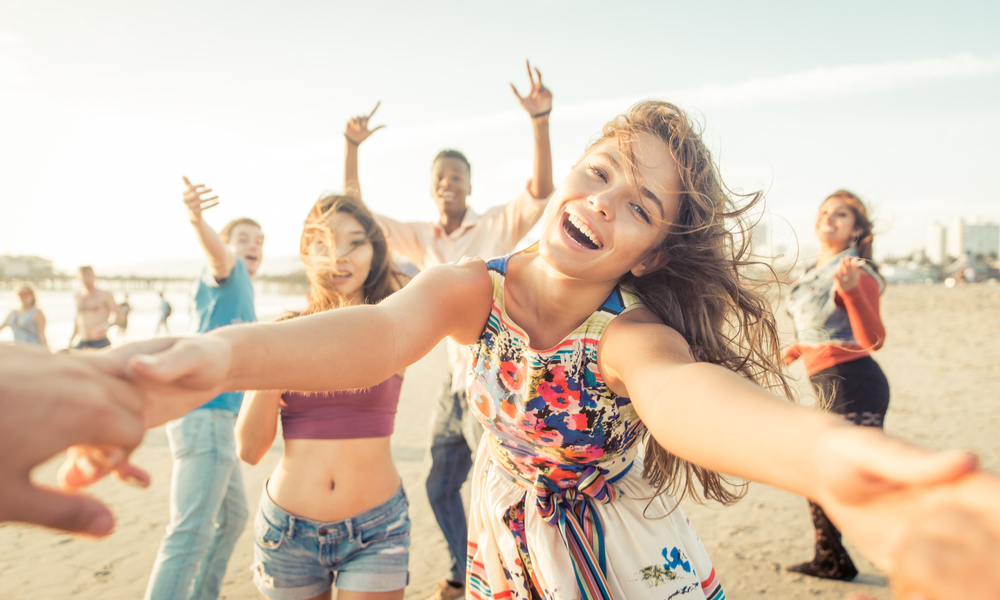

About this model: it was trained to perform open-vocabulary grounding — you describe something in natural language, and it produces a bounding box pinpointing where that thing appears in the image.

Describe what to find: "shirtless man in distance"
[69,266,123,350]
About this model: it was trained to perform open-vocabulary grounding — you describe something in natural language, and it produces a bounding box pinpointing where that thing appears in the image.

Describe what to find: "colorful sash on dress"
[531,465,628,600]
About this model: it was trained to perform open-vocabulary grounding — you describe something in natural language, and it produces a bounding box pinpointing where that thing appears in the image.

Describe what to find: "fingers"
[534,66,543,89]
[510,82,523,101]
[525,59,534,86]
[371,125,386,133]
[6,483,117,537]
[182,175,193,189]
[368,100,381,118]
[839,430,978,488]
[126,347,202,384]
[200,199,219,211]
[112,460,151,489]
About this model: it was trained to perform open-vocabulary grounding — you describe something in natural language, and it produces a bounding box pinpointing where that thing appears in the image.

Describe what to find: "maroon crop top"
[280,374,403,440]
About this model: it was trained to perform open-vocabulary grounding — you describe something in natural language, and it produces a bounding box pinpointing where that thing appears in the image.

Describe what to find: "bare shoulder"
[600,307,694,383]
[407,258,491,296]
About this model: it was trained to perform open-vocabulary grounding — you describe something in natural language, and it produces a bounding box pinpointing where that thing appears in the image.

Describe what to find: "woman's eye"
[588,166,607,182]
[631,203,651,223]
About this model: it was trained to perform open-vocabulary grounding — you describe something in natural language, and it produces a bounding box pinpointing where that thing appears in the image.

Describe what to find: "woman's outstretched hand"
[844,474,1000,600]
[344,101,385,146]
[511,59,552,119]
[808,425,1000,597]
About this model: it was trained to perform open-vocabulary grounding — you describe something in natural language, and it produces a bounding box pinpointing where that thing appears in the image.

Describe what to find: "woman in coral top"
[784,190,889,581]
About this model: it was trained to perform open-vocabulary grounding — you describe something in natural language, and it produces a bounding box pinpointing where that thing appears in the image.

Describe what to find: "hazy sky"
[2,0,998,272]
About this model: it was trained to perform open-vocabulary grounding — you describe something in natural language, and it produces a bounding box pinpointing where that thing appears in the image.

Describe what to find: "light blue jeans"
[145,408,249,600]
[425,377,483,584]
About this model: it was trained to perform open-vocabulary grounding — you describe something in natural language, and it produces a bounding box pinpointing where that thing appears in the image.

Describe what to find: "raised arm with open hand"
[344,101,385,198]
[182,176,235,281]
[510,59,552,119]
[0,346,145,536]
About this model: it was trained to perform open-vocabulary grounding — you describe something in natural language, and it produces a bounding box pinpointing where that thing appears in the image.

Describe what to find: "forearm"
[216,305,422,393]
[344,140,361,198]
[189,219,234,280]
[840,280,885,350]
[636,362,849,499]
[529,117,553,199]
[235,390,280,465]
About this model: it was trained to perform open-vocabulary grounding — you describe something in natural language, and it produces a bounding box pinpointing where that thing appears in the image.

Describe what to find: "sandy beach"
[1,282,998,600]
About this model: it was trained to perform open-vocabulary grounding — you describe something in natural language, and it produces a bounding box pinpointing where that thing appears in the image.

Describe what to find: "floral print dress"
[465,255,724,600]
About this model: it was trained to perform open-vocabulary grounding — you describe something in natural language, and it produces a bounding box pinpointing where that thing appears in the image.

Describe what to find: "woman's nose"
[587,193,613,218]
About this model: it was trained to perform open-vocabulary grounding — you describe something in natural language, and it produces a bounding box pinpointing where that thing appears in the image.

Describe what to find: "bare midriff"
[266,436,401,523]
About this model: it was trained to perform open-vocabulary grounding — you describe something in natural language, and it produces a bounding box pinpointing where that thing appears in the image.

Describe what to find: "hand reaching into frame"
[510,59,552,119]
[344,101,386,146]
[182,176,220,224]
[0,346,146,536]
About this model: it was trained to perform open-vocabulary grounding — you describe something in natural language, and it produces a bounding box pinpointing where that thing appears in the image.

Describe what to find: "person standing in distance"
[143,177,263,600]
[69,266,123,350]
[343,61,554,600]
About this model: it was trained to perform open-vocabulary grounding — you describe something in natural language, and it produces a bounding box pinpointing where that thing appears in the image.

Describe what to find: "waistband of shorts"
[258,481,407,539]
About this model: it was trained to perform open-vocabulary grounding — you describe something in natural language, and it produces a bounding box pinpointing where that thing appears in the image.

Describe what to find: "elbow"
[236,441,263,465]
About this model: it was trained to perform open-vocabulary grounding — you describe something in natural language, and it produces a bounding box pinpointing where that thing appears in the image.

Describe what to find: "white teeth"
[441,192,455,200]
[568,214,601,248]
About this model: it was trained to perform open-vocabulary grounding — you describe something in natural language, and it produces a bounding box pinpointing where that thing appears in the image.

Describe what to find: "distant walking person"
[784,190,889,581]
[155,292,171,336]
[1,283,48,349]
[117,294,131,341]
[142,176,263,600]
[69,266,123,350]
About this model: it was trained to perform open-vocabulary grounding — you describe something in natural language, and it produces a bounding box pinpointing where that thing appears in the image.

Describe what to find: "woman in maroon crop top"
[235,193,410,600]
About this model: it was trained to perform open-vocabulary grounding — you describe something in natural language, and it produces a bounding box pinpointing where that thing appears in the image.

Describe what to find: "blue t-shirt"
[192,257,256,413]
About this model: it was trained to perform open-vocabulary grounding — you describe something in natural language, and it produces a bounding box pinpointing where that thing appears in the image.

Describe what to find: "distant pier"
[0,273,310,296]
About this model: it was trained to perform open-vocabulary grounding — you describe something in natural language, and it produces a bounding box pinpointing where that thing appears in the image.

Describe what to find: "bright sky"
[2,0,998,272]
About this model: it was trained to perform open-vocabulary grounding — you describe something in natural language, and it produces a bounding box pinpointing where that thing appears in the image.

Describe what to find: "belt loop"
[287,515,296,541]
[346,518,354,542]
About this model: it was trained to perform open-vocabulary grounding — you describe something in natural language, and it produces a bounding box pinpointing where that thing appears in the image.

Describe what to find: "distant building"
[0,255,57,279]
[926,222,947,265]
[947,218,1000,261]
[927,218,1000,265]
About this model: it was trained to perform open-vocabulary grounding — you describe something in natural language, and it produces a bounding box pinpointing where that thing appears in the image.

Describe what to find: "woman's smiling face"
[539,132,683,283]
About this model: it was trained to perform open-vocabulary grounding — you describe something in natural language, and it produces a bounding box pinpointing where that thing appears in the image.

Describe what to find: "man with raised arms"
[343,61,554,600]
[142,177,263,600]
[69,266,124,350]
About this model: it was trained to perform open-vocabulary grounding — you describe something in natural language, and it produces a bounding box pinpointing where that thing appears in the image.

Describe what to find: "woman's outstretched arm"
[86,259,493,429]
[600,308,981,571]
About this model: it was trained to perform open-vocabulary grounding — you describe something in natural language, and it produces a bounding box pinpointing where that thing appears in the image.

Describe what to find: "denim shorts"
[252,483,410,599]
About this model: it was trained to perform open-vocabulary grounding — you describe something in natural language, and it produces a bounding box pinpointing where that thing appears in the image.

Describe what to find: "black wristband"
[531,109,552,119]
[344,134,360,146]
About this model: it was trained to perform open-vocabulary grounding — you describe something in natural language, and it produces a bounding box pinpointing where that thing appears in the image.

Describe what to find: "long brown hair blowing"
[295,194,405,316]
[597,101,797,507]
[823,189,877,263]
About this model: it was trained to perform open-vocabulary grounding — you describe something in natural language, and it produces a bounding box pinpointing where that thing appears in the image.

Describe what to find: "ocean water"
[0,286,308,350]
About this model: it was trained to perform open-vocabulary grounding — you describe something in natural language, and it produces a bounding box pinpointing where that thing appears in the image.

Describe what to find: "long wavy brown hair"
[593,101,796,507]
[294,193,405,316]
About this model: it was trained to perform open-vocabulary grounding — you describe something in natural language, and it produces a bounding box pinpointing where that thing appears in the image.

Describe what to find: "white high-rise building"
[926,222,947,265]
[942,218,1000,263]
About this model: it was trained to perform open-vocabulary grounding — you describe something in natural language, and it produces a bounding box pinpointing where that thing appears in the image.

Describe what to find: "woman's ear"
[631,251,669,277]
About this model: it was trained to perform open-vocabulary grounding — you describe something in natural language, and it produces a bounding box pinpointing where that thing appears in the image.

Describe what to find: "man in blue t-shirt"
[144,176,263,600]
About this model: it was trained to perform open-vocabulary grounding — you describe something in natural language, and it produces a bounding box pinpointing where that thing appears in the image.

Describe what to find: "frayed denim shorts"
[251,482,410,599]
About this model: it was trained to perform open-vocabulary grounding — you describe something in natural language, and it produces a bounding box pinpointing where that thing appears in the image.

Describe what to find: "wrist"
[344,134,360,147]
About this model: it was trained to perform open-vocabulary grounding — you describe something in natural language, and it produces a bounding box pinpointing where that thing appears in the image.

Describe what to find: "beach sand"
[1,283,998,599]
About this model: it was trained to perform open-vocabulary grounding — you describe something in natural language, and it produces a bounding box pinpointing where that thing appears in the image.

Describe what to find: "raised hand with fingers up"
[511,59,553,119]
[344,101,386,147]
[182,176,219,224]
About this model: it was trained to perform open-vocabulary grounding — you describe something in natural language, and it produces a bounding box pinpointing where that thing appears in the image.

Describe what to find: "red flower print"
[499,360,523,392]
